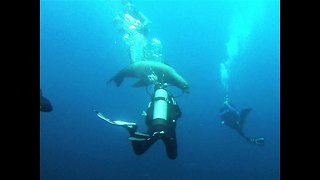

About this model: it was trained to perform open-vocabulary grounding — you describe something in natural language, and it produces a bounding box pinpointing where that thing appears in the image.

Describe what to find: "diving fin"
[134,132,150,137]
[94,109,136,126]
[253,137,265,146]
[94,109,117,125]
[248,137,265,146]
[127,131,150,141]
[128,136,148,141]
[113,120,136,126]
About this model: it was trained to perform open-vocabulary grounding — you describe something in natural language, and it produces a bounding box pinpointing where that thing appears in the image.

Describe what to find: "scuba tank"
[151,84,169,128]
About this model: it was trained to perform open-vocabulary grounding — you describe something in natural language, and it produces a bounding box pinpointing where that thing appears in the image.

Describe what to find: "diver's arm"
[170,96,181,119]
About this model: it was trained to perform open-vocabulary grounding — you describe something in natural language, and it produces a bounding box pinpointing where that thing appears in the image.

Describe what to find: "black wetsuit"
[219,104,247,136]
[40,90,53,112]
[219,103,264,146]
[129,94,181,160]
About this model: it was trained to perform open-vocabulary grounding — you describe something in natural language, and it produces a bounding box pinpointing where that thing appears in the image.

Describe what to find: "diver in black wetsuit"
[40,89,53,112]
[95,82,182,160]
[128,82,181,160]
[219,100,264,146]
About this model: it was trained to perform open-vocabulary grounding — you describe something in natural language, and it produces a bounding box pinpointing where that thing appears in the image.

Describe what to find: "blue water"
[40,0,280,179]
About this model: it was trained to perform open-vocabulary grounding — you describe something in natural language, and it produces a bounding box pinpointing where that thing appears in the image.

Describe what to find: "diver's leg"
[238,130,265,145]
[237,130,251,143]
[123,125,159,155]
[130,135,157,155]
[162,131,177,160]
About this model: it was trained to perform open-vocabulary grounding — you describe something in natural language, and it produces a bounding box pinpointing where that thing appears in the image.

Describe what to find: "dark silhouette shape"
[40,89,53,112]
[127,84,181,160]
[95,83,181,159]
[219,101,264,146]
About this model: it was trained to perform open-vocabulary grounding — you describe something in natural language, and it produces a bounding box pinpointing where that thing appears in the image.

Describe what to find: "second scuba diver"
[219,99,265,146]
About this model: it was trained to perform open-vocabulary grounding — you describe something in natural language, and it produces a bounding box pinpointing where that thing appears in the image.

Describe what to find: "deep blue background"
[40,0,279,179]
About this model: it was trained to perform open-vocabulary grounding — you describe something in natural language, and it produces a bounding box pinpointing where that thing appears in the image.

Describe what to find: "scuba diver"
[219,98,265,146]
[113,0,151,37]
[94,80,182,160]
[40,89,53,112]
[113,0,151,63]
[119,0,151,35]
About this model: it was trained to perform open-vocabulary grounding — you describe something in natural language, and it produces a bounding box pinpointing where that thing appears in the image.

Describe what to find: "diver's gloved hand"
[141,110,147,117]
